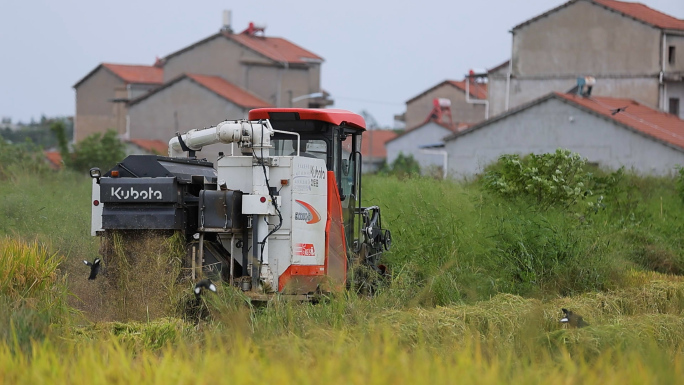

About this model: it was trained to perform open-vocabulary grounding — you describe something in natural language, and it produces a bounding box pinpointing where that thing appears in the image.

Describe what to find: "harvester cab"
[89,108,391,300]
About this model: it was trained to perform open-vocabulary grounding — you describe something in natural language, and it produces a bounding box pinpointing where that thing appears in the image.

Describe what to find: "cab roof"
[249,108,366,130]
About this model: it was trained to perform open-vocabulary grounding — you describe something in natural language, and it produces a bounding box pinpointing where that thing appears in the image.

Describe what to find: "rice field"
[2,161,684,383]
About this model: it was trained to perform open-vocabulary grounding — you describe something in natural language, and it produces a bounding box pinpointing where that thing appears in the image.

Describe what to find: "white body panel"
[90,178,103,236]
[216,155,327,288]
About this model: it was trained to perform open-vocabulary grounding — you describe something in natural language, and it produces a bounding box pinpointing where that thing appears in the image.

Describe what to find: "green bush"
[68,129,125,173]
[483,149,594,208]
[380,153,421,177]
[49,121,125,172]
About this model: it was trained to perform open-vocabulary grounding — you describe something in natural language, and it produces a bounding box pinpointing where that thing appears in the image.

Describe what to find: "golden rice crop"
[0,237,63,301]
[1,328,683,385]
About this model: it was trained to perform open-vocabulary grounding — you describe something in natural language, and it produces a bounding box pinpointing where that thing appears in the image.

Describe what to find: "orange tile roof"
[128,139,168,155]
[102,63,164,85]
[187,74,272,108]
[593,0,684,30]
[361,130,398,159]
[514,0,684,32]
[44,151,62,169]
[228,33,323,64]
[407,79,488,104]
[556,92,684,149]
[447,80,488,100]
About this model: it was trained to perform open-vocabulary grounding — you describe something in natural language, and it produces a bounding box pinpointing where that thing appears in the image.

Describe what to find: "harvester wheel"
[383,230,392,251]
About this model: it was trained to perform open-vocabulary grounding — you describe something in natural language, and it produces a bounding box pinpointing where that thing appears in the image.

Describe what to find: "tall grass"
[363,170,684,304]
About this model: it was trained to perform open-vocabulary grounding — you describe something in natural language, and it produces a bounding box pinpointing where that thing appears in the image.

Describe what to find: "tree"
[69,129,126,172]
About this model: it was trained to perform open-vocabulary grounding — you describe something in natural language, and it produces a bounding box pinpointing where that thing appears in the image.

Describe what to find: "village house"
[443,92,684,178]
[73,64,163,141]
[486,0,684,119]
[73,21,332,145]
[126,74,272,159]
[403,79,487,130]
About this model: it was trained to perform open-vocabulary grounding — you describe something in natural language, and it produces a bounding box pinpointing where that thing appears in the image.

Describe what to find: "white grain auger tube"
[168,119,275,158]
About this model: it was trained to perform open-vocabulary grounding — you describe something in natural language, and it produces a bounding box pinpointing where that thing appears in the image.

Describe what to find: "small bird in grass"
[194,279,217,299]
[560,308,589,328]
[610,106,628,115]
[83,258,101,280]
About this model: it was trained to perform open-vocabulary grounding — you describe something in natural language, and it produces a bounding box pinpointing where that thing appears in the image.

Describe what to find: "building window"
[669,46,676,65]
[670,98,680,116]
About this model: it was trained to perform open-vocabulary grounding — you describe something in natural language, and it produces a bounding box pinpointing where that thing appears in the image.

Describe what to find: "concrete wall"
[75,67,124,141]
[487,69,509,118]
[128,77,247,160]
[163,35,318,108]
[513,1,661,76]
[444,97,684,178]
[405,83,486,129]
[164,36,264,83]
[129,84,158,100]
[665,34,684,73]
[386,122,453,172]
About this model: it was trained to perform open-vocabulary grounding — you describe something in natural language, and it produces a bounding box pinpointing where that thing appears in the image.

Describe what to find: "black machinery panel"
[199,190,243,232]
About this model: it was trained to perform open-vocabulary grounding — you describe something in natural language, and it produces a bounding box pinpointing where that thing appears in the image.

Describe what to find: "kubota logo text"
[294,200,321,224]
[111,187,163,200]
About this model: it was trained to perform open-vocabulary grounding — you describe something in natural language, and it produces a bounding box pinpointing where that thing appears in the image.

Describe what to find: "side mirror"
[89,167,101,184]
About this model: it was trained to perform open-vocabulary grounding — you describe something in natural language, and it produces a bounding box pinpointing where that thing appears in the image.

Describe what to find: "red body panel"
[249,108,366,130]
[324,170,347,291]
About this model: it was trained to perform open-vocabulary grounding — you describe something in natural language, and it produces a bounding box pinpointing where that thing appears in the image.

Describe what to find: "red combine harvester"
[89,108,391,299]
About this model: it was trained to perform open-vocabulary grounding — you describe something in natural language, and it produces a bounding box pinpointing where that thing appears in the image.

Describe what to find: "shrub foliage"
[483,149,595,207]
[51,121,125,173]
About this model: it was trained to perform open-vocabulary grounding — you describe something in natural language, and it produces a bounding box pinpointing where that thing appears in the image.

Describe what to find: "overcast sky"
[1,0,682,128]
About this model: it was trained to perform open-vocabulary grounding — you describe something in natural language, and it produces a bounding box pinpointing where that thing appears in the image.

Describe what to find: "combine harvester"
[89,109,391,300]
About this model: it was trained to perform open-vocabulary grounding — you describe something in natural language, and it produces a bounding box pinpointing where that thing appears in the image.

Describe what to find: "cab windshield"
[272,138,328,162]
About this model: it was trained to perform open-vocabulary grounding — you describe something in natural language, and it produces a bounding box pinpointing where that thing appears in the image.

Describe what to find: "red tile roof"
[342,130,398,159]
[128,139,168,155]
[407,79,487,104]
[228,33,323,64]
[514,0,684,32]
[164,32,323,65]
[44,151,62,169]
[593,0,684,30]
[447,80,488,100]
[74,63,164,88]
[102,63,164,85]
[187,74,272,108]
[556,92,684,149]
[361,130,398,159]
